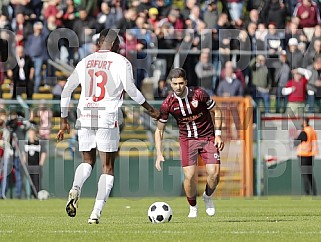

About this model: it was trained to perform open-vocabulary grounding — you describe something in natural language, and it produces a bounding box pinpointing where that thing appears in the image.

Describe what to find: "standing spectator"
[244,9,259,27]
[7,46,34,99]
[282,68,309,115]
[152,0,171,19]
[293,0,320,41]
[73,7,96,60]
[116,7,137,38]
[33,101,53,140]
[303,39,321,68]
[23,125,47,198]
[96,1,117,33]
[226,0,244,26]
[147,7,159,30]
[250,55,272,113]
[306,56,321,113]
[287,37,303,69]
[43,0,63,27]
[261,0,287,29]
[275,50,291,113]
[294,117,318,196]
[285,20,307,46]
[25,21,49,93]
[12,12,32,46]
[157,8,185,41]
[203,0,219,29]
[62,0,79,30]
[195,50,216,95]
[310,24,321,46]
[217,60,244,97]
[181,0,197,19]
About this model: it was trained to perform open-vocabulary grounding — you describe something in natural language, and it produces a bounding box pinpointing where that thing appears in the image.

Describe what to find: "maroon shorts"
[179,137,221,167]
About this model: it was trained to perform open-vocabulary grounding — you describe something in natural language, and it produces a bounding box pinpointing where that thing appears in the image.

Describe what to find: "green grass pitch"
[1,196,321,242]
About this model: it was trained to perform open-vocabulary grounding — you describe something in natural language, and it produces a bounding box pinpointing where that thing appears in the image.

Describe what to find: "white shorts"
[78,128,120,152]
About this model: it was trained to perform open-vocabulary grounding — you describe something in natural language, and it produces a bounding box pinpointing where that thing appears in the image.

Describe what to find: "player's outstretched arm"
[155,121,166,171]
[211,106,224,151]
[141,101,160,120]
[57,117,70,142]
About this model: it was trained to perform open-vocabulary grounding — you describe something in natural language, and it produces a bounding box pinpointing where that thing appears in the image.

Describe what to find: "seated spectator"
[282,68,310,115]
[203,0,219,29]
[220,61,245,88]
[52,76,67,99]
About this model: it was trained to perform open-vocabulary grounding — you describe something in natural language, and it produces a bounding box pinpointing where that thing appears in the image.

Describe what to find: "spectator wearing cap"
[25,21,49,93]
[287,37,303,69]
[147,7,159,30]
[306,56,321,112]
[282,68,310,115]
[96,1,117,33]
[275,50,291,113]
[203,0,219,29]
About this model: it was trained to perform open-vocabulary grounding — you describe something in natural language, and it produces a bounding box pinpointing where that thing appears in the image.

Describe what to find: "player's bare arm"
[210,106,224,151]
[141,101,160,120]
[57,117,70,141]
[155,121,166,171]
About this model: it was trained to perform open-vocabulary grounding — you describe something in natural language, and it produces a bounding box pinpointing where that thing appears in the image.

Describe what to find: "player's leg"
[66,149,96,217]
[88,127,119,224]
[183,165,198,218]
[201,138,221,216]
[180,138,199,218]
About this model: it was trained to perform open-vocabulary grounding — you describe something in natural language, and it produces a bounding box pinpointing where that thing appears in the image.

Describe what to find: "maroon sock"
[187,197,197,206]
[205,183,215,196]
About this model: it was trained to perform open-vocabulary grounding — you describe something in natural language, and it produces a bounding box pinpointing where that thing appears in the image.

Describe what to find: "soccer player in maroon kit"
[155,68,224,218]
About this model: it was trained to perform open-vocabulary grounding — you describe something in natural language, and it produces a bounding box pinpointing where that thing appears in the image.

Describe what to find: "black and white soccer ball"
[148,202,172,223]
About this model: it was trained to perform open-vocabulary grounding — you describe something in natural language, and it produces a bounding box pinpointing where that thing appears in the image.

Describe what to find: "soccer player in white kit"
[57,29,160,224]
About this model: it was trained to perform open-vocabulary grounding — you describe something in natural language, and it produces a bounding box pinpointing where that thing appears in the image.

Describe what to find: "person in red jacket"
[282,68,310,115]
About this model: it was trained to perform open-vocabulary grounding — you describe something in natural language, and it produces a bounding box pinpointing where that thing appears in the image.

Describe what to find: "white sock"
[72,163,92,194]
[93,174,114,214]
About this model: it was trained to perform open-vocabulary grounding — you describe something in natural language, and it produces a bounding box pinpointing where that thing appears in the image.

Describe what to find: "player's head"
[168,68,187,97]
[98,29,120,53]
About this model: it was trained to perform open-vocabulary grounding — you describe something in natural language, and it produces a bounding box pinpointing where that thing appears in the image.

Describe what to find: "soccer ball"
[37,190,49,200]
[148,202,173,223]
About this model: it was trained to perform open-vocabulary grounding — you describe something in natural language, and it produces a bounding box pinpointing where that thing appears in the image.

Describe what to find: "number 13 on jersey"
[88,69,108,102]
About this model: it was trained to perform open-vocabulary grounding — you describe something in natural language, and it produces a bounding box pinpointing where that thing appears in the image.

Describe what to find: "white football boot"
[188,205,198,218]
[88,210,101,224]
[66,188,80,217]
[202,192,215,216]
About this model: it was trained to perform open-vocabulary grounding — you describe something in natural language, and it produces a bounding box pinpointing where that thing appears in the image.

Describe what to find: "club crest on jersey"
[191,99,198,108]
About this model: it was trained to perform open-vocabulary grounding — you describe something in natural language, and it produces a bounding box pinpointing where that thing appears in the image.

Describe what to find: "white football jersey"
[61,50,145,128]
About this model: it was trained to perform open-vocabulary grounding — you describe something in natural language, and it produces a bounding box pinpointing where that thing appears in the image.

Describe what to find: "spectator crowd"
[1,0,321,114]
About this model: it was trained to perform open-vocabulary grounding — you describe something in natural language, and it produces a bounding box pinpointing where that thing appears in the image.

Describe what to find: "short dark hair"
[168,68,186,80]
[304,117,310,125]
[98,29,119,46]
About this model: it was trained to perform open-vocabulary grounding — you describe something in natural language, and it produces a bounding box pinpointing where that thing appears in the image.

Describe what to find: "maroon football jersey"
[159,87,216,138]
